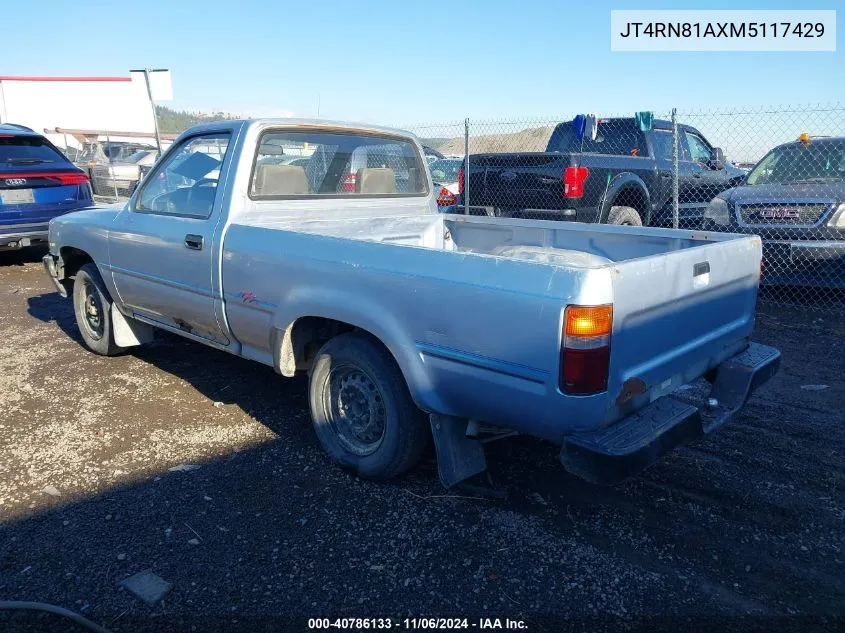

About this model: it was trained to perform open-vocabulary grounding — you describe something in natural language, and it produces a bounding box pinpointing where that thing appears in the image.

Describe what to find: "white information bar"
[611,10,836,51]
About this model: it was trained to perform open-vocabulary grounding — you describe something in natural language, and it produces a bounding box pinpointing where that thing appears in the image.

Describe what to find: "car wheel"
[607,205,643,226]
[72,263,121,356]
[308,332,429,480]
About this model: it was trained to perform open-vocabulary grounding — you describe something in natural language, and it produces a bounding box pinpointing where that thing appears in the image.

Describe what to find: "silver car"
[91,150,159,196]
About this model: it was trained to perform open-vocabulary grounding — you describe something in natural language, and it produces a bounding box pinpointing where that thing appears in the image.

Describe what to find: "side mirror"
[709,147,726,170]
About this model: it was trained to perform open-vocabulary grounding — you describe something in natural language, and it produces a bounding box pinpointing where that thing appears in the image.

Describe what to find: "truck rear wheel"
[308,332,429,480]
[607,205,643,226]
[72,263,121,356]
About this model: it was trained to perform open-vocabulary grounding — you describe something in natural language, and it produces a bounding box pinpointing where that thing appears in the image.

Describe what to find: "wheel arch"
[600,173,652,224]
[271,307,444,414]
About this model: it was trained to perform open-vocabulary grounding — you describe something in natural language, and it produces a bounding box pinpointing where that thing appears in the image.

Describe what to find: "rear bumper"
[560,342,780,484]
[0,228,49,250]
[460,202,596,222]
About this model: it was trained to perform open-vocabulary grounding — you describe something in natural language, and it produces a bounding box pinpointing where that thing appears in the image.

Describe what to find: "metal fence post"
[107,134,118,201]
[464,118,470,215]
[671,108,679,229]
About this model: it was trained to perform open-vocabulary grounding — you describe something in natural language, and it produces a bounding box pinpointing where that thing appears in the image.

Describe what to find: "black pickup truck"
[460,117,746,226]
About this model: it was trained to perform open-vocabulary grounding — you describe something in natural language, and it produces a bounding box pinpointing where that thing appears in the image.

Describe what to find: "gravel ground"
[0,248,843,633]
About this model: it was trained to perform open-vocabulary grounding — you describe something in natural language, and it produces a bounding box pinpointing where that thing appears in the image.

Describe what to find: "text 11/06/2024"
[307,617,529,630]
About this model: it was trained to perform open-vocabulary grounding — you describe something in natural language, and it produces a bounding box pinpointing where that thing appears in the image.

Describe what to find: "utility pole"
[131,68,168,156]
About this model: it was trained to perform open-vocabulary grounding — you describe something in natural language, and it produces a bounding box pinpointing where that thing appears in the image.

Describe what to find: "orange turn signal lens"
[565,305,613,338]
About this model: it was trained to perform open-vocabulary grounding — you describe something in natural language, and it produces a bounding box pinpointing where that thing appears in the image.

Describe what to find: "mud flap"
[112,309,155,347]
[429,414,487,489]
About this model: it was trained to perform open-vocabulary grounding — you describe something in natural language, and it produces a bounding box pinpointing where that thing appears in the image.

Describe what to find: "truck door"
[680,130,726,225]
[108,130,235,345]
[649,128,680,221]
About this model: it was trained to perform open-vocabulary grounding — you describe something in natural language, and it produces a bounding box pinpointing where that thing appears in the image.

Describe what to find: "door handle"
[184,234,203,250]
[538,177,557,185]
[693,173,702,178]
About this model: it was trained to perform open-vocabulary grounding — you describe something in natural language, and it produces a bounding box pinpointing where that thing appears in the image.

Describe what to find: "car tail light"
[0,171,89,185]
[457,166,464,195]
[342,173,357,193]
[48,172,90,185]
[436,186,458,207]
[563,166,589,198]
[560,304,612,395]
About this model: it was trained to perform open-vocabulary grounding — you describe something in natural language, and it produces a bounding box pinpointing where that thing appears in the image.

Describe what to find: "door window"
[136,133,231,217]
[650,130,683,161]
[684,132,711,165]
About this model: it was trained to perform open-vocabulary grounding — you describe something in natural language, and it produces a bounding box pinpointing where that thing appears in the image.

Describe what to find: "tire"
[72,263,121,356]
[308,332,429,480]
[607,205,643,227]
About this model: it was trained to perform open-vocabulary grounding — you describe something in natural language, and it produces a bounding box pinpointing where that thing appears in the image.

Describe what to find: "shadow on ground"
[4,286,844,633]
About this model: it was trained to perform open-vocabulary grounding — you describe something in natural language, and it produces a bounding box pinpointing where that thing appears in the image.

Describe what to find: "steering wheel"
[186,178,217,206]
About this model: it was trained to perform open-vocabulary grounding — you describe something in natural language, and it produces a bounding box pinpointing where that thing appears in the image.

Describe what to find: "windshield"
[747,140,845,185]
[0,135,67,165]
[429,159,461,184]
[125,151,153,164]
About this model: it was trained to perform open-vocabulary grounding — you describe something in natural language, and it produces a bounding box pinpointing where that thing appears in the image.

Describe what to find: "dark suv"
[0,123,93,251]
[703,136,845,288]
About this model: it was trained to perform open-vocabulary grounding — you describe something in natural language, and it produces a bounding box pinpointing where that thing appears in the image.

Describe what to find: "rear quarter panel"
[221,223,616,442]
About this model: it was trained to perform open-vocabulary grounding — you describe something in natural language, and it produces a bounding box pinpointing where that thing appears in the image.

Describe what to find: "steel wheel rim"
[81,280,104,340]
[324,364,386,456]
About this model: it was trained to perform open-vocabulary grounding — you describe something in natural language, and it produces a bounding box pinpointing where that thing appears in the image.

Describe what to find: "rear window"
[429,159,461,184]
[251,129,428,198]
[0,135,69,166]
[550,119,647,157]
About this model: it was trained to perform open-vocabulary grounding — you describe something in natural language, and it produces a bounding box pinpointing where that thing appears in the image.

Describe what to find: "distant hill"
[431,125,556,155]
[155,105,240,134]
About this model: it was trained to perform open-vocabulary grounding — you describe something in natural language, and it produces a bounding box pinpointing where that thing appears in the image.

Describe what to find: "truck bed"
[224,212,761,441]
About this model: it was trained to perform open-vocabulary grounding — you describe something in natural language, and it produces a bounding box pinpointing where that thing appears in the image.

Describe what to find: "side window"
[137,132,231,217]
[650,130,682,161]
[684,132,711,165]
[251,130,428,199]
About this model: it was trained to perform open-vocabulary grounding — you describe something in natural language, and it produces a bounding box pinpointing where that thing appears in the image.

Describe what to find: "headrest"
[253,164,310,196]
[356,167,396,194]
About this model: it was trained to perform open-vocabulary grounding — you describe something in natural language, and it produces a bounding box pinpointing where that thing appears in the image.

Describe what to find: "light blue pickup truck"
[43,119,780,489]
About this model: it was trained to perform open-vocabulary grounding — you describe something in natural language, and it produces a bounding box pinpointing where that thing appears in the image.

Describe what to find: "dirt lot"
[0,249,843,633]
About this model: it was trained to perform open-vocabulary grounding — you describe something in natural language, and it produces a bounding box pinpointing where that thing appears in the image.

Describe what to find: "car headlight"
[703,197,731,226]
[829,203,845,229]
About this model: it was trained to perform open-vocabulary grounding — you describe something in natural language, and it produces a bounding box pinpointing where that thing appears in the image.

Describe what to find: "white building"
[0,73,164,150]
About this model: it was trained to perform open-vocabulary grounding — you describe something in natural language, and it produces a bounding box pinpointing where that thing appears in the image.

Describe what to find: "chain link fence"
[406,102,845,310]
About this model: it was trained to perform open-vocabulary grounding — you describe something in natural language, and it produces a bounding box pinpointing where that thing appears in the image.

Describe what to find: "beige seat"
[356,167,396,194]
[253,164,310,196]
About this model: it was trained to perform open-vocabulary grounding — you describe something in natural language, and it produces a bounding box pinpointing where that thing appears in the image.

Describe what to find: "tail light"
[436,186,458,207]
[457,166,464,195]
[560,304,612,395]
[342,173,357,193]
[48,172,90,185]
[563,166,589,198]
[0,171,89,185]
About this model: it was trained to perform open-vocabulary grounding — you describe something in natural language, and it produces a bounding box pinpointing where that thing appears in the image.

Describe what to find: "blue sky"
[4,0,842,125]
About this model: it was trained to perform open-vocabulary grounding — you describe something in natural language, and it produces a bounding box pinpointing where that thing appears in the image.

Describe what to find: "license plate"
[0,189,35,204]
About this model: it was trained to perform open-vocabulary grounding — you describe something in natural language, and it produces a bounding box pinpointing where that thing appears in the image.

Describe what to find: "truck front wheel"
[72,263,121,356]
[308,332,429,480]
[607,205,643,226]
